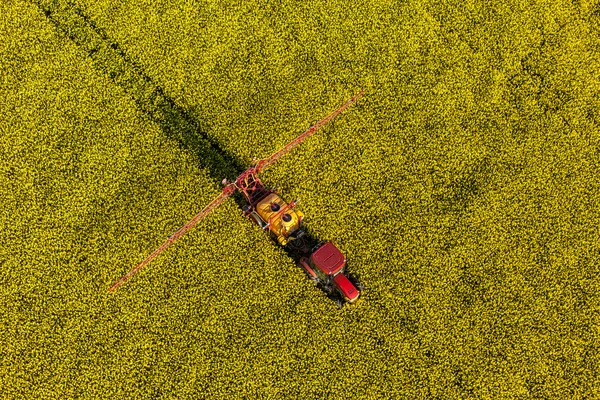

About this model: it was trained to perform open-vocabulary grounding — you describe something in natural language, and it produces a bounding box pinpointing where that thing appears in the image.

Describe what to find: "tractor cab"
[302,242,360,303]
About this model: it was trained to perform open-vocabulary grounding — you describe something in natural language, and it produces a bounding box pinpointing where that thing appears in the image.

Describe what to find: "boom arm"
[109,183,237,291]
[109,91,364,292]
[254,90,364,173]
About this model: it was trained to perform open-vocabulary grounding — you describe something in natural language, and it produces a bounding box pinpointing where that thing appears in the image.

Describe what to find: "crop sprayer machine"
[109,91,365,307]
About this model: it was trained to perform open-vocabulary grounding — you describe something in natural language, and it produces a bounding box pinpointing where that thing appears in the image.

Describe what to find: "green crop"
[1,0,599,398]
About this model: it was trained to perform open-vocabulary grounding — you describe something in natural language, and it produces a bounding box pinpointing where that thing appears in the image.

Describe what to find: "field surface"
[1,0,600,398]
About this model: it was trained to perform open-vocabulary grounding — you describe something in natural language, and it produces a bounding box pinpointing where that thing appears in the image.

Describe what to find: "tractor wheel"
[333,297,344,309]
[350,276,365,291]
[249,212,265,228]
[299,258,317,281]
[321,283,334,295]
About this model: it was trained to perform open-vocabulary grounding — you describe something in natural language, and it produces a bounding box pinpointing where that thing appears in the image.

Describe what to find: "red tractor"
[109,91,365,307]
[233,159,362,305]
[299,242,361,305]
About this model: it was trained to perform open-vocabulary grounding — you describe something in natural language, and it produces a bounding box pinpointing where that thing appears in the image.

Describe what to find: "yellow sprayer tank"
[255,193,303,246]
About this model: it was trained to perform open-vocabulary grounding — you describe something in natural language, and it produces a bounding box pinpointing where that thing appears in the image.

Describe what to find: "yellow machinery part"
[255,193,303,245]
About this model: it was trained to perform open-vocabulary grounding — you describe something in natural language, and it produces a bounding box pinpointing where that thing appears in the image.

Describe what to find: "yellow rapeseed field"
[1,0,599,398]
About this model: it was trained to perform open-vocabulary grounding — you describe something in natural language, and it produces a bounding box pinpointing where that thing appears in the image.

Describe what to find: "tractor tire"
[249,212,266,228]
[333,297,344,309]
[321,283,334,295]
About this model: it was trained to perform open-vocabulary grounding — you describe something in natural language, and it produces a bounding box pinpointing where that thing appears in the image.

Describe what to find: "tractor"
[109,91,365,307]
[233,160,361,305]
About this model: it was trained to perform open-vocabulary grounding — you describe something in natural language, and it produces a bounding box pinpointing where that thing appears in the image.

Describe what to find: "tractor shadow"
[35,1,360,304]
[35,0,244,183]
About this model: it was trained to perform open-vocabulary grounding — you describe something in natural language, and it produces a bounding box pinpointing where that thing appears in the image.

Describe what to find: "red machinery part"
[254,90,365,174]
[332,273,360,303]
[108,183,237,292]
[299,257,317,279]
[310,242,346,275]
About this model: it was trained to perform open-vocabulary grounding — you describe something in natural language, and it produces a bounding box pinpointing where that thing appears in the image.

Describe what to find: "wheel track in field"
[32,0,245,183]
